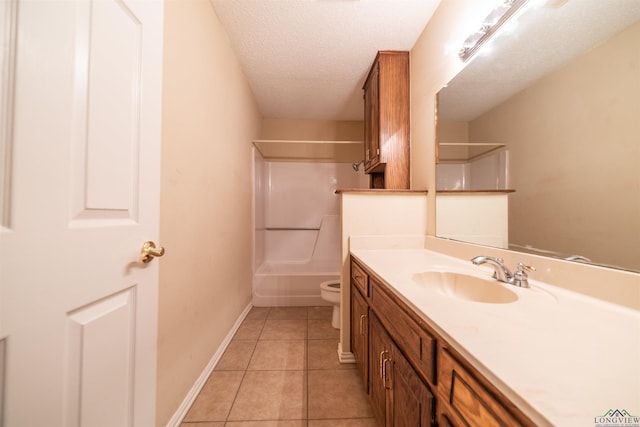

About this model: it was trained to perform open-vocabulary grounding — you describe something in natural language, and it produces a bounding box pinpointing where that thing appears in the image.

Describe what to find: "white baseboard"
[337,341,355,364]
[165,302,253,427]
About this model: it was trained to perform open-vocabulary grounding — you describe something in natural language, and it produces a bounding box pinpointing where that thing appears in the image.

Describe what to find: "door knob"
[140,241,165,263]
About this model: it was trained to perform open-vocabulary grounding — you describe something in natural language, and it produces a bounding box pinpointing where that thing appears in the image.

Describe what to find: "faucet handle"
[517,262,535,272]
[513,263,535,287]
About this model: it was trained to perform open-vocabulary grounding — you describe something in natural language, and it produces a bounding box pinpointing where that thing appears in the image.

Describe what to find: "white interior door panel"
[0,1,164,425]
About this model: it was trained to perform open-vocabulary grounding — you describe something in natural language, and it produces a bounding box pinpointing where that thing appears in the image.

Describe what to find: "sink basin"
[412,271,518,304]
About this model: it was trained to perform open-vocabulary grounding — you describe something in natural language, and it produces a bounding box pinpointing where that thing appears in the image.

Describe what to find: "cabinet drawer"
[370,278,436,385]
[351,259,369,297]
[439,348,520,427]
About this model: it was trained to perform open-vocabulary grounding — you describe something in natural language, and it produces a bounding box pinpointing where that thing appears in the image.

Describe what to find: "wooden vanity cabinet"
[351,260,369,297]
[370,312,435,427]
[369,312,389,426]
[391,339,435,427]
[352,261,437,427]
[437,346,535,427]
[351,282,369,391]
[370,277,436,386]
[350,256,536,427]
[362,51,410,189]
[350,259,370,392]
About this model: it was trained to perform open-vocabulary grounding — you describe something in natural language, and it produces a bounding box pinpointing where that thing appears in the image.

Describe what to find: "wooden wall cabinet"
[362,51,410,189]
[350,257,535,427]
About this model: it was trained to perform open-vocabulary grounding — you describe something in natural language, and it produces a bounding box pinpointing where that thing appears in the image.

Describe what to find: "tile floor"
[180,306,377,427]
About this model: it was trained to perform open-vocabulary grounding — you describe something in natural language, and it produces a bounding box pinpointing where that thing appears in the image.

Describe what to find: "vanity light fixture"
[459,0,530,62]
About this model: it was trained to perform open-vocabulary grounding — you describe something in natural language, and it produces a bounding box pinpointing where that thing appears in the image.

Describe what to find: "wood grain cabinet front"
[369,313,435,427]
[363,59,381,173]
[351,282,369,392]
[370,277,436,386]
[351,259,369,297]
[362,51,410,189]
[349,256,536,427]
[438,347,535,427]
[369,312,391,426]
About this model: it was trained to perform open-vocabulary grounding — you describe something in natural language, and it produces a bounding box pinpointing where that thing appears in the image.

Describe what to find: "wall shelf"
[438,142,506,163]
[253,139,363,162]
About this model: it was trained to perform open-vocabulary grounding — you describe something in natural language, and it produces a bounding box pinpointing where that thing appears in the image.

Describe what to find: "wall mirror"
[436,0,640,272]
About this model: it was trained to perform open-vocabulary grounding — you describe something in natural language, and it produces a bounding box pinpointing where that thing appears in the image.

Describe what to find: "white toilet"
[320,280,340,329]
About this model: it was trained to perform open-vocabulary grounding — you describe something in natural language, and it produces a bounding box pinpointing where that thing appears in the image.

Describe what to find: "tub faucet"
[471,256,535,288]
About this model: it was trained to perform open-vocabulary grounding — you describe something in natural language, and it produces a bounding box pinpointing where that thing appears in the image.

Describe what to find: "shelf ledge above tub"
[253,139,364,163]
[264,227,320,231]
[438,142,506,163]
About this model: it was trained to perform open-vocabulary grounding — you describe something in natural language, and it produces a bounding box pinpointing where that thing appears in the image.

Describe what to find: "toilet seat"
[320,280,340,291]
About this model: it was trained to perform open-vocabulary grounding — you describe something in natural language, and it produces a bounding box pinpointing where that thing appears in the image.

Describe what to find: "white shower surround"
[436,149,508,191]
[253,260,340,306]
[253,154,367,306]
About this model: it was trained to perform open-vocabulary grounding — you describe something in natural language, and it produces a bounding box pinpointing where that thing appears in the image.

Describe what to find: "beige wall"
[157,0,262,425]
[469,22,640,270]
[261,118,363,141]
[257,119,364,163]
[339,192,429,354]
[438,120,469,160]
[436,194,509,248]
[410,0,494,227]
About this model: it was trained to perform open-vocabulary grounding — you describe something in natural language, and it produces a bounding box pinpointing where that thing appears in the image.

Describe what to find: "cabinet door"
[369,313,391,427]
[364,61,380,172]
[439,348,523,427]
[390,346,435,427]
[351,284,369,392]
[437,412,459,427]
[370,278,437,386]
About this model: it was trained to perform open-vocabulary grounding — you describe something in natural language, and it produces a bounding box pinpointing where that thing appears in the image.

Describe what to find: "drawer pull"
[383,356,393,390]
[379,349,391,384]
[359,314,367,335]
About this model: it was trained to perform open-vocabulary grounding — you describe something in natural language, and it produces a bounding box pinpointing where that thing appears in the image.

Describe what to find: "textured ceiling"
[439,0,640,122]
[210,0,441,120]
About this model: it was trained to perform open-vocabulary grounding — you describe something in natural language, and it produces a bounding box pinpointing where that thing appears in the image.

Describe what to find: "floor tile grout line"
[223,307,269,423]
[306,316,310,423]
[184,307,343,426]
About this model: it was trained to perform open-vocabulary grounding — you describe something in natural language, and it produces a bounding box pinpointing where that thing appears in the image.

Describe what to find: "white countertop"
[350,248,640,427]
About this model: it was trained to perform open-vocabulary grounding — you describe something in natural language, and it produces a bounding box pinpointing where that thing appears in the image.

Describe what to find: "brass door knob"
[140,241,165,263]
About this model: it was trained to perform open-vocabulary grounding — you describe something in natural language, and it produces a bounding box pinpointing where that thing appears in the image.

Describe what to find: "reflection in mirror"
[437,0,640,272]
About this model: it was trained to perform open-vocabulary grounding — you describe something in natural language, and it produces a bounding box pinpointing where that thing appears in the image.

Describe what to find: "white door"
[0,0,164,425]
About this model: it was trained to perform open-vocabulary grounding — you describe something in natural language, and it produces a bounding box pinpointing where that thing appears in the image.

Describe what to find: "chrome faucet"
[471,256,512,282]
[471,256,535,288]
[565,254,591,263]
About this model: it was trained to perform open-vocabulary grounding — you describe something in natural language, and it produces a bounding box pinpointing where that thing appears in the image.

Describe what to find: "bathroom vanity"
[349,249,640,427]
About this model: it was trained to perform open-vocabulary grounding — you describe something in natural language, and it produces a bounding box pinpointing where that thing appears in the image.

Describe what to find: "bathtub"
[252,259,339,306]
